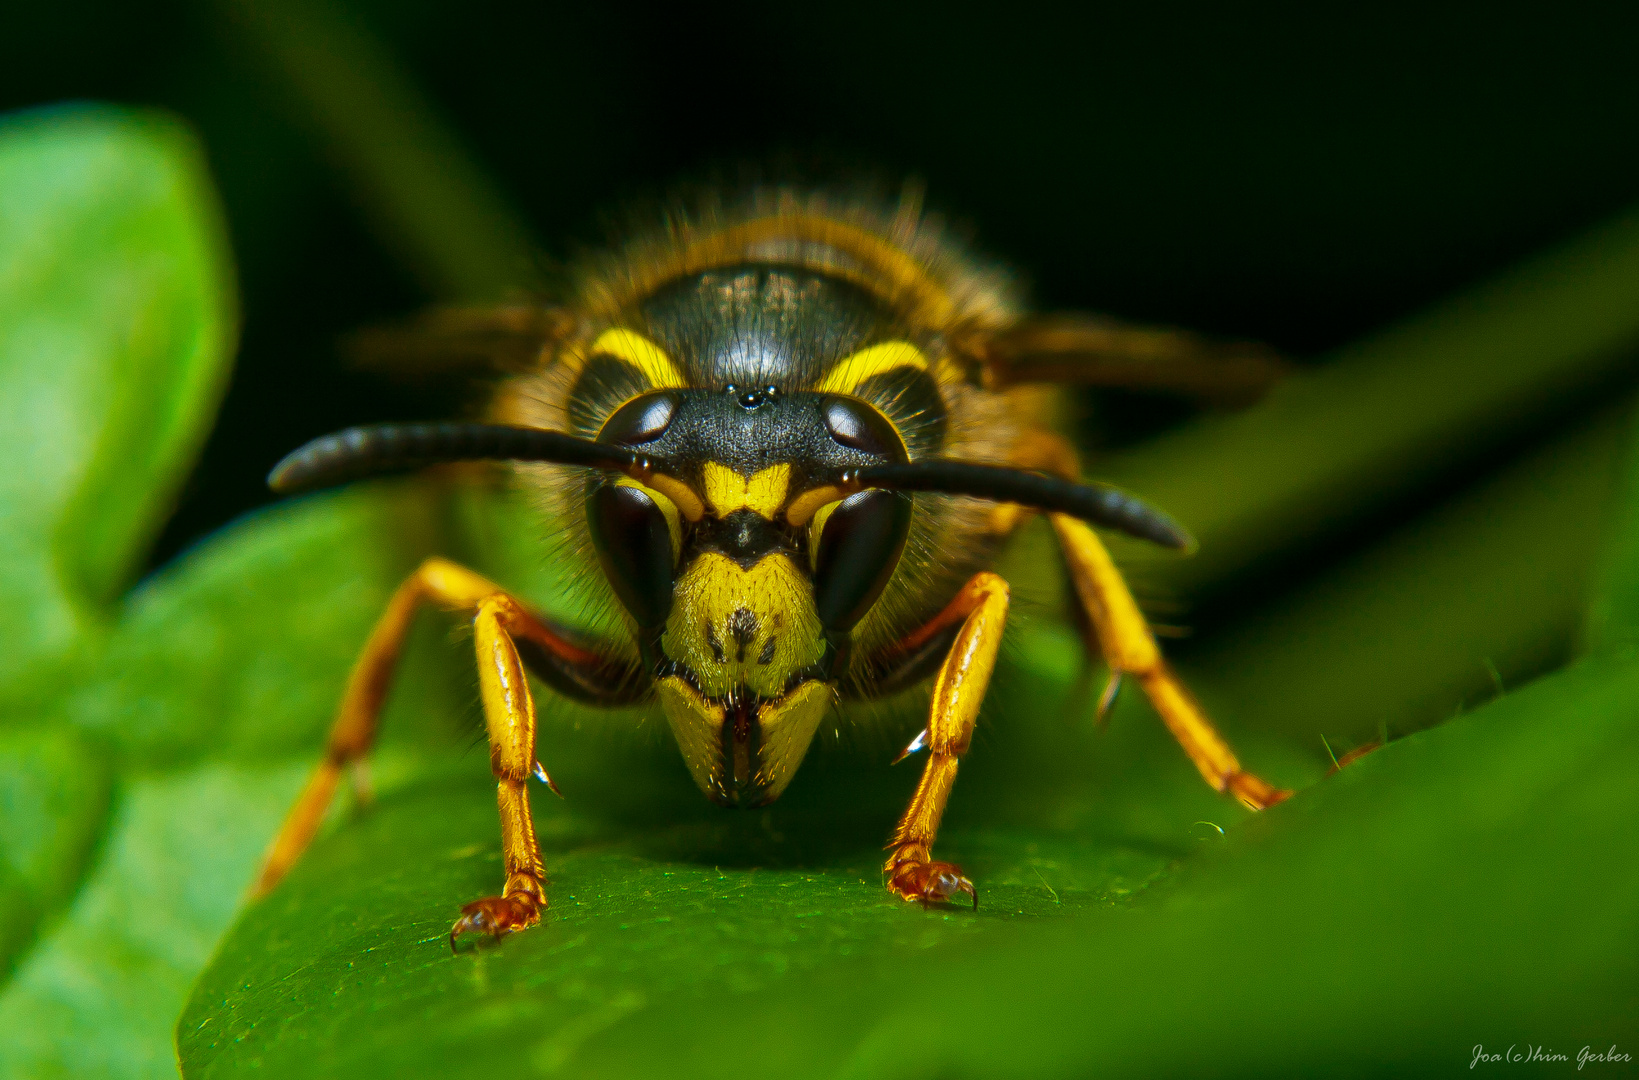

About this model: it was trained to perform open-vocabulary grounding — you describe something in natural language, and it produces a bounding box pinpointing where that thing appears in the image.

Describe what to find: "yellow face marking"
[656,676,725,798]
[661,552,824,700]
[615,477,681,556]
[590,327,685,389]
[815,340,928,396]
[752,681,833,801]
[785,484,847,528]
[701,462,792,519]
[655,676,832,804]
[639,471,705,522]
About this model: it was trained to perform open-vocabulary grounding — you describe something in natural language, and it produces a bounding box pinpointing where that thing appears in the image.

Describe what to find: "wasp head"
[586,384,912,806]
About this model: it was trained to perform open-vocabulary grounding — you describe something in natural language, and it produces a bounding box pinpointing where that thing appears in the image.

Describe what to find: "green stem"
[211,0,542,300]
[1583,407,1639,658]
[1100,202,1639,601]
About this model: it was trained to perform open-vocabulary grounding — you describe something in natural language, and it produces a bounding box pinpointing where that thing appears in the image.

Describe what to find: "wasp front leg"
[251,557,619,948]
[447,592,550,947]
[884,572,1010,908]
[1048,515,1289,809]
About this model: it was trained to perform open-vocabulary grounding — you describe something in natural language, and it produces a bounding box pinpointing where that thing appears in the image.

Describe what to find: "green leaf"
[0,482,472,1080]
[0,104,236,709]
[554,656,1638,1080]
[0,728,112,975]
[0,763,307,1079]
[817,656,1639,1080]
[63,483,457,769]
[1585,395,1639,660]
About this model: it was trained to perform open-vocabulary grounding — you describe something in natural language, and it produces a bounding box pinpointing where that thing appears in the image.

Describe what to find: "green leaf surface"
[0,764,306,1080]
[571,656,1639,1080]
[62,484,456,769]
[0,482,473,1080]
[0,728,112,975]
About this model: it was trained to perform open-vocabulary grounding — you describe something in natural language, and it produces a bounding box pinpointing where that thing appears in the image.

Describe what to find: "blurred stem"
[211,0,541,299]
[1101,201,1639,602]
[1583,402,1639,658]
[1184,401,1633,747]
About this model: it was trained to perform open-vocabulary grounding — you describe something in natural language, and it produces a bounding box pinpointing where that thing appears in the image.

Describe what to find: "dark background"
[4,1,1638,570]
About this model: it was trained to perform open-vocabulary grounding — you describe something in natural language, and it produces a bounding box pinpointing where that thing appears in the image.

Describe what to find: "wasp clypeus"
[251,187,1291,948]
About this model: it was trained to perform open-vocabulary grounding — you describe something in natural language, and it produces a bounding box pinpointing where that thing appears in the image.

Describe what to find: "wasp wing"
[970,313,1288,407]
[345,303,578,381]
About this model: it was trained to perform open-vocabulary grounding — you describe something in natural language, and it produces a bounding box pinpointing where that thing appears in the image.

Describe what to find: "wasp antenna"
[850,461,1194,551]
[268,422,653,495]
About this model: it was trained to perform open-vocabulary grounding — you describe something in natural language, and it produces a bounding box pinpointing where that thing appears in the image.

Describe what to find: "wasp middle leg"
[990,427,1288,810]
[1049,514,1289,809]
[883,572,1010,908]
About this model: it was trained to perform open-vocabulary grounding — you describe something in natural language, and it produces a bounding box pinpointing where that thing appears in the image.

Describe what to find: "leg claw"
[1228,770,1292,811]
[449,892,540,952]
[885,848,978,910]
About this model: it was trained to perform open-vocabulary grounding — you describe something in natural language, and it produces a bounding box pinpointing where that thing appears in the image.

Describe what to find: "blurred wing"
[970,313,1289,407]
[345,303,577,380]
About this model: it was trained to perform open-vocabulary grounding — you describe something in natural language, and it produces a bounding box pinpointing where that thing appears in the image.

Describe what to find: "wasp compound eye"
[820,395,907,462]
[587,484,676,629]
[811,489,912,633]
[598,391,679,446]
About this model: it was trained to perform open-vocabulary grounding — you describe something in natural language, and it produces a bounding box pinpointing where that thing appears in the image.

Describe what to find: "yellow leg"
[252,557,576,946]
[884,572,1010,908]
[1049,514,1289,810]
[449,593,548,947]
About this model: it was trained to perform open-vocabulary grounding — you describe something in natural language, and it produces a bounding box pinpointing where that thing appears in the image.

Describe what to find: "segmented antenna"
[850,461,1192,550]
[267,422,648,494]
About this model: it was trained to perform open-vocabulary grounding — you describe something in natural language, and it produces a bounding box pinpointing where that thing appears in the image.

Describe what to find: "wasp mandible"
[251,188,1291,946]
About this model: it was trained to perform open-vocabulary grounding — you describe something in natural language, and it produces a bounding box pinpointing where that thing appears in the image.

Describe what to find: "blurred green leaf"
[0,105,251,1079]
[0,480,487,1079]
[0,764,305,1079]
[0,105,236,709]
[0,728,111,976]
[63,484,455,769]
[1586,407,1639,660]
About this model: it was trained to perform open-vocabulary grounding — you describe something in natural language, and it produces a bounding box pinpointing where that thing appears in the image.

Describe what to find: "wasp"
[251,187,1291,947]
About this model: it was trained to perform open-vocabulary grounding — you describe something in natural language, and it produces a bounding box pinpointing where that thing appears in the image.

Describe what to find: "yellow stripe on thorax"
[816,340,928,395]
[702,462,792,519]
[586,215,957,329]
